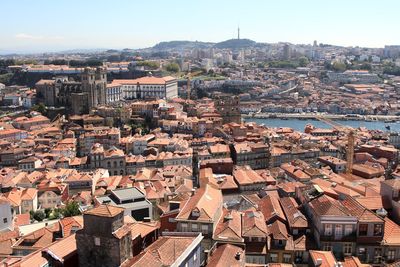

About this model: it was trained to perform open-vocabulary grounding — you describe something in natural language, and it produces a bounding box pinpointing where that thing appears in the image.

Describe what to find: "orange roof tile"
[84,204,124,218]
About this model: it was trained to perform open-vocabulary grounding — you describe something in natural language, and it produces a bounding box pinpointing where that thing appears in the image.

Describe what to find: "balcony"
[320,233,356,242]
[356,235,383,244]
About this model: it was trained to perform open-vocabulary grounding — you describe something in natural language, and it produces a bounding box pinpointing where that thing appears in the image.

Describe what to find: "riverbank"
[242,113,400,122]
[244,117,400,132]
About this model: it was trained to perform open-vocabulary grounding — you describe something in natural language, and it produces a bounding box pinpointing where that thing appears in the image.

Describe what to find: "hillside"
[152,41,214,50]
[213,38,257,49]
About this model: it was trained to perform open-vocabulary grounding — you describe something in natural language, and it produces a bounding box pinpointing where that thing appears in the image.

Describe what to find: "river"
[244,118,400,132]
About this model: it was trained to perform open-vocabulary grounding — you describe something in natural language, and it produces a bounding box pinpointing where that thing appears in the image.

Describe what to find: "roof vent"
[235,252,241,260]
[376,208,388,217]
[316,258,323,266]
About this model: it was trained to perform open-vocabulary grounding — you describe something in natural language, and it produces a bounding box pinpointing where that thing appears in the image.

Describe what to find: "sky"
[1,0,400,53]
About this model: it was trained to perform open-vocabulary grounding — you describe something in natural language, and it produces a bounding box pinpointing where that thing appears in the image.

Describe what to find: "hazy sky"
[1,0,400,53]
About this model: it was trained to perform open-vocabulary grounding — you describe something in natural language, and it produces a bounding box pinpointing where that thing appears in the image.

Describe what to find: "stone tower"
[214,94,241,124]
[76,204,132,267]
[81,67,107,111]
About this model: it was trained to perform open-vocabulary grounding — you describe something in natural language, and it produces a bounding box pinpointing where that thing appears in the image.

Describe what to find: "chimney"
[316,258,323,266]
[235,252,241,260]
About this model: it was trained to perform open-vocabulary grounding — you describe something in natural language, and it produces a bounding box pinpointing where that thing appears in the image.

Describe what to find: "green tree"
[165,63,180,73]
[49,208,62,220]
[31,103,47,115]
[44,208,52,218]
[0,73,13,84]
[33,210,46,222]
[298,56,309,67]
[332,61,347,72]
[62,201,81,217]
[136,61,159,69]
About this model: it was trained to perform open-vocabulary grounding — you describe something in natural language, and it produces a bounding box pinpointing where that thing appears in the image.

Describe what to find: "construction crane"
[186,71,191,100]
[316,116,355,174]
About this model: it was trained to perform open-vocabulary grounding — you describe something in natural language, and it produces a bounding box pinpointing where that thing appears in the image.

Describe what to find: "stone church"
[36,67,107,114]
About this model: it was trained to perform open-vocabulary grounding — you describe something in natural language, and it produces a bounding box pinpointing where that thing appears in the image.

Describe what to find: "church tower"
[81,67,107,111]
[76,205,132,267]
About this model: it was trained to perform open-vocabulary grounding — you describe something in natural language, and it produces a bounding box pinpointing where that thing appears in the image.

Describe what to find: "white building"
[111,76,178,100]
[105,83,122,104]
[0,197,13,231]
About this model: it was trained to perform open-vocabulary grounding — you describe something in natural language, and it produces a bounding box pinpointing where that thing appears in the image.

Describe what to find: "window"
[374,248,382,263]
[359,224,368,236]
[270,253,278,263]
[3,218,8,223]
[343,243,352,255]
[283,254,291,263]
[387,249,395,261]
[373,224,383,236]
[324,224,332,235]
[344,225,353,236]
[323,243,332,251]
[201,224,208,234]
[335,225,343,238]
[94,237,101,246]
[191,224,198,231]
[181,223,188,232]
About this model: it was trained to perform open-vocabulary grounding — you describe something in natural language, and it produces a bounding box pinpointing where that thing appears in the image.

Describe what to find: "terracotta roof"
[279,197,308,229]
[268,220,290,241]
[214,209,243,242]
[233,166,265,185]
[126,235,197,267]
[176,184,222,222]
[207,244,245,267]
[340,196,383,223]
[383,217,400,245]
[84,204,124,218]
[129,221,160,239]
[256,195,286,224]
[309,250,337,267]
[113,76,176,86]
[343,256,369,267]
[356,196,391,210]
[241,210,268,237]
[308,195,351,217]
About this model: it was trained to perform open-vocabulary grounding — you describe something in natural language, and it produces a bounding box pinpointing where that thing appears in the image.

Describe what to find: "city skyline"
[2,0,400,53]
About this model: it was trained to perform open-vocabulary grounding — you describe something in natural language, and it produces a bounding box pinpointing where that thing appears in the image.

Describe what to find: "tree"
[48,208,62,220]
[44,208,52,218]
[165,63,180,73]
[332,61,347,72]
[62,201,81,217]
[33,210,46,222]
[136,61,159,69]
[31,103,47,115]
[0,73,13,84]
[298,56,309,67]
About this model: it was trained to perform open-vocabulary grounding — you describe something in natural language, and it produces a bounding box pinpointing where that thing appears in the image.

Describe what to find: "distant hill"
[152,41,214,50]
[213,39,257,49]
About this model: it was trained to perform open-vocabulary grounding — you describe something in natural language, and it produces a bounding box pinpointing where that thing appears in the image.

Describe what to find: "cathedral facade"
[36,67,107,114]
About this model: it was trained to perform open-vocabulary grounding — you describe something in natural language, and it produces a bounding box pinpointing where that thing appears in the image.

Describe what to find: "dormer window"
[373,224,383,236]
[191,209,200,218]
[192,210,200,218]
